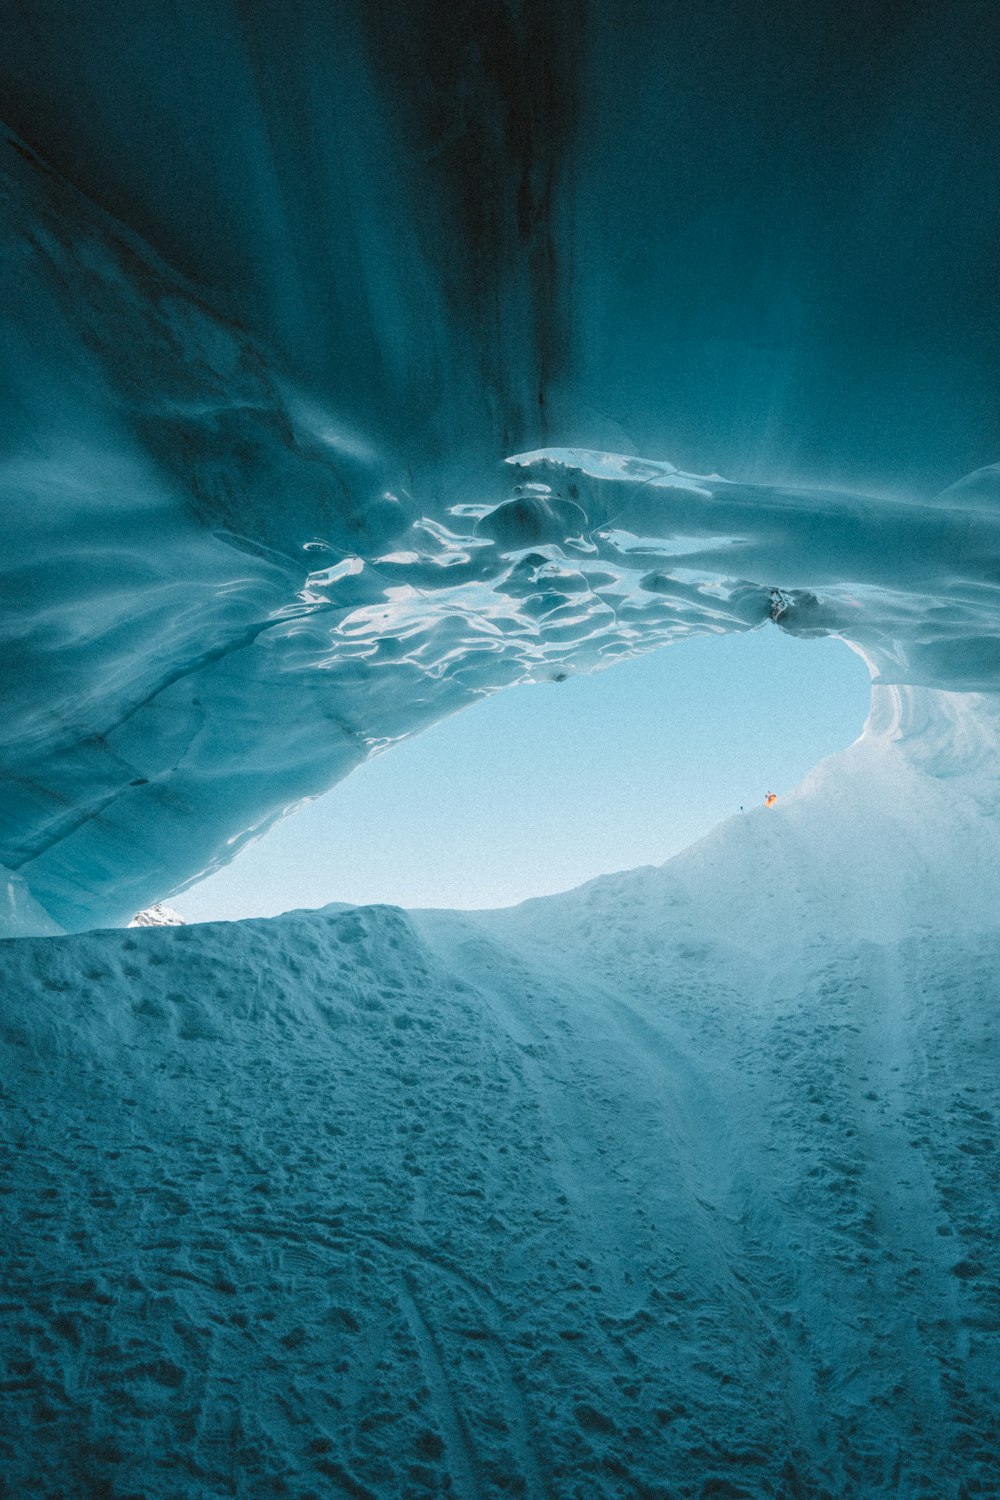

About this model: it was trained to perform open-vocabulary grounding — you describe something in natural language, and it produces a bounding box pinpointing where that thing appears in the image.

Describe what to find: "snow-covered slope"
[3,691,998,1498]
[485,684,1000,960]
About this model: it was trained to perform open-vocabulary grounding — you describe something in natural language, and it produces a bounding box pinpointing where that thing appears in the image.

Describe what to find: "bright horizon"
[173,628,871,923]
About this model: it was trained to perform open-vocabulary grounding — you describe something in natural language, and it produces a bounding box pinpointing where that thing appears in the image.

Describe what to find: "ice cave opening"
[171,628,872,923]
[3,3,1000,1494]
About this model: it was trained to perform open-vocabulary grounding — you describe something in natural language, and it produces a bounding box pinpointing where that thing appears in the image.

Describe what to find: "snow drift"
[2,692,998,1498]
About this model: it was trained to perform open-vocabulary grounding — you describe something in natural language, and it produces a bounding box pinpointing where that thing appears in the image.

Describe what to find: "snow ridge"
[2,704,998,1497]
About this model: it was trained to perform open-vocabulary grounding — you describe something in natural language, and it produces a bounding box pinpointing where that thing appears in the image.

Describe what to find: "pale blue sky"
[173,627,871,922]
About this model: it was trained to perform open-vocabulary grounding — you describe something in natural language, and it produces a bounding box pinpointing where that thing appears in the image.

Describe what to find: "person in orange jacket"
[764,791,777,808]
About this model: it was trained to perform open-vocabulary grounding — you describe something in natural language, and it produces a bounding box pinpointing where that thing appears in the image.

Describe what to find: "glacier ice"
[2,0,1000,930]
[0,862,65,940]
[2,702,999,1497]
[2,6,1000,1491]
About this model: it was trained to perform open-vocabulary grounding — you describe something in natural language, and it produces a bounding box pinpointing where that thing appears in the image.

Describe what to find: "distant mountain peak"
[128,903,186,928]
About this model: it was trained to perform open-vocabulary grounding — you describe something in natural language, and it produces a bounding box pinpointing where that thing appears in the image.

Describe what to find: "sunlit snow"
[3,697,999,1495]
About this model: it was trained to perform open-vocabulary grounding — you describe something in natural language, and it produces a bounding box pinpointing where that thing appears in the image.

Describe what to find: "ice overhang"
[1,0,999,930]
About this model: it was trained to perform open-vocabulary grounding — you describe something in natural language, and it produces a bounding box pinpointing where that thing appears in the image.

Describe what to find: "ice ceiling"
[1,1,999,932]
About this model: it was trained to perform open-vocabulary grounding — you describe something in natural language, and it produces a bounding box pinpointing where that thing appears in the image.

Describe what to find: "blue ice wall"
[1,2,998,928]
[3,1,996,485]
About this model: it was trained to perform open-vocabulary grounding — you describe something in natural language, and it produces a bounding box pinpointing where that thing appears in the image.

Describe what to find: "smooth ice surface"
[0,863,64,941]
[2,1,1000,930]
[3,687,999,1497]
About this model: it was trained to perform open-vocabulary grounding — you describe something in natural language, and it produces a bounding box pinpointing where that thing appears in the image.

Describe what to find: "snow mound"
[488,684,1000,961]
[2,700,998,1497]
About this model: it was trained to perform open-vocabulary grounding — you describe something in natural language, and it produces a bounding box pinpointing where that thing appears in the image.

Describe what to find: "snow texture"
[2,1,1000,931]
[128,906,187,930]
[2,690,999,1498]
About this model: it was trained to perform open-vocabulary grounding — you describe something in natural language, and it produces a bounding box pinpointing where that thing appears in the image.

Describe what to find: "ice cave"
[2,3,999,1496]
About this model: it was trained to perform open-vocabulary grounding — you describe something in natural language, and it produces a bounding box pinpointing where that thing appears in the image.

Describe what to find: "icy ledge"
[4,430,1000,933]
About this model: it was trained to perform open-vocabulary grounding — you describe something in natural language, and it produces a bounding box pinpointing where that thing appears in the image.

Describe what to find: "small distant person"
[764,791,777,808]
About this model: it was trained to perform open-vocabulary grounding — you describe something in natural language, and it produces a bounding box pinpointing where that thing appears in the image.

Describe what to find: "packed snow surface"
[2,690,999,1498]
